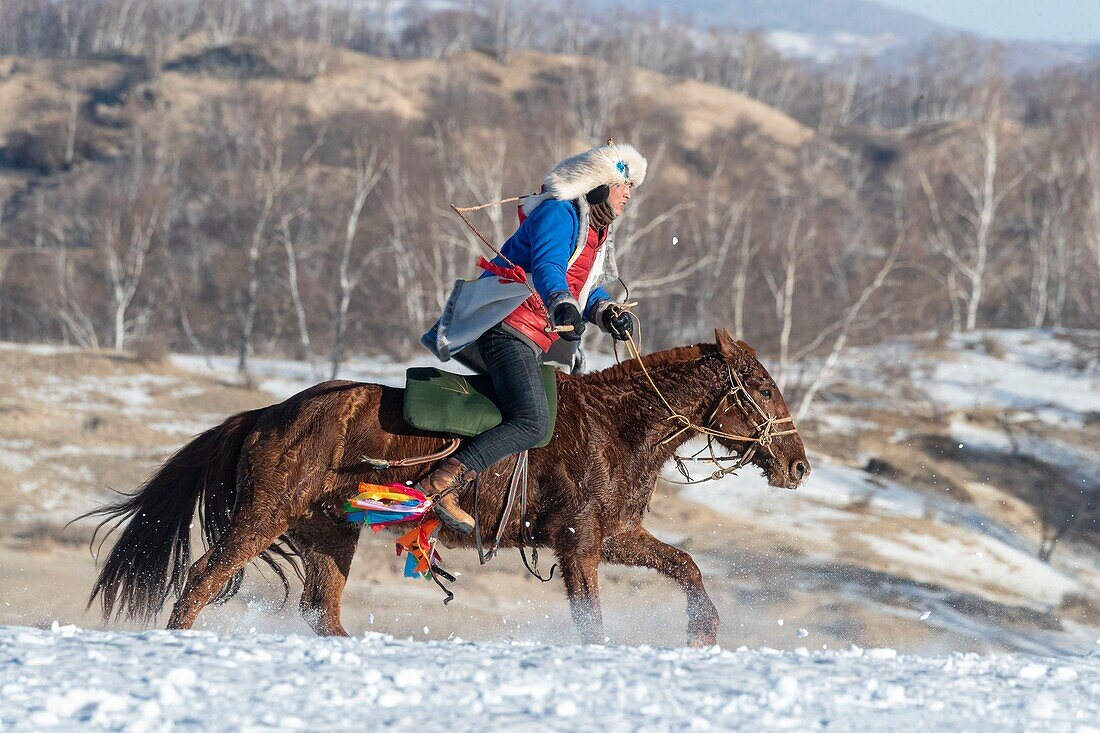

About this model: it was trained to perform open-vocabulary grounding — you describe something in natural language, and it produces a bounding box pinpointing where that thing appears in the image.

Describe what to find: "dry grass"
[130,336,170,365]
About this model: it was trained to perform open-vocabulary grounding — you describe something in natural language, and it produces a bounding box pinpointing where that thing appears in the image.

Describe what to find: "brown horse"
[83,329,808,646]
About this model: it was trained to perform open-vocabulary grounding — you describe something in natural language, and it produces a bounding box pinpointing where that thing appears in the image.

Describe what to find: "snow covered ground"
[2,624,1099,732]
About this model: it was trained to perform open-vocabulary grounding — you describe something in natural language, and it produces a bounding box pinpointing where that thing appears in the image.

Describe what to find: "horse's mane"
[577,343,720,386]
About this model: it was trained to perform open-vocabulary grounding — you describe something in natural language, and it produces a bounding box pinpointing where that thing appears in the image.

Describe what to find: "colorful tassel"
[395,518,442,578]
[344,484,452,596]
[343,482,433,531]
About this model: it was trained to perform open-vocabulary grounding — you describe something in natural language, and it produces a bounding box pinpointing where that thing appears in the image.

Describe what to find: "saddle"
[402,366,559,447]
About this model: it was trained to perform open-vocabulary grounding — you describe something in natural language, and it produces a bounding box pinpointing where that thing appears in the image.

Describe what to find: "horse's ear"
[736,340,757,359]
[714,328,737,355]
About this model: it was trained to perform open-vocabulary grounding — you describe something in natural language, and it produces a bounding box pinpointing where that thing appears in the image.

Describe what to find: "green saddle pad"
[403,365,558,448]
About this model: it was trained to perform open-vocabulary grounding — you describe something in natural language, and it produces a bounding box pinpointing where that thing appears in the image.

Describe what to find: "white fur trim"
[542,143,647,203]
[520,143,648,217]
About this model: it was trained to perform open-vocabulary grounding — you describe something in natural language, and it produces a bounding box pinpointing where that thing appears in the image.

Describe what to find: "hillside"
[1,329,1097,653]
[0,42,815,209]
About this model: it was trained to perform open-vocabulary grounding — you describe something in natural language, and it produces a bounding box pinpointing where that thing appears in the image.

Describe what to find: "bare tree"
[236,124,284,373]
[1082,126,1100,318]
[53,241,100,349]
[487,0,533,64]
[794,208,903,420]
[763,198,809,390]
[1019,151,1074,328]
[385,149,430,355]
[564,55,632,143]
[100,199,159,351]
[278,207,320,380]
[686,156,752,341]
[331,140,386,378]
[202,0,245,45]
[68,123,180,351]
[919,81,1023,332]
[730,210,761,341]
[58,0,92,57]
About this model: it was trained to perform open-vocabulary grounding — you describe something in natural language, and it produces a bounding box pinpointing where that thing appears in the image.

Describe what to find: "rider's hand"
[601,305,635,341]
[552,301,585,342]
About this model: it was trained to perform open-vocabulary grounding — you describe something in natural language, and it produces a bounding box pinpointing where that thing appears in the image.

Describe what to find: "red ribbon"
[478,257,528,285]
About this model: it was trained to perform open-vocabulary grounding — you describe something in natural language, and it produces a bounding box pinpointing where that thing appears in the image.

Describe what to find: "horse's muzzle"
[784,456,810,490]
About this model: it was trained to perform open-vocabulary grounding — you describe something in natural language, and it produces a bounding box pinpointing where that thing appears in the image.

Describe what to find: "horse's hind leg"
[288,513,360,637]
[601,528,719,647]
[166,498,290,631]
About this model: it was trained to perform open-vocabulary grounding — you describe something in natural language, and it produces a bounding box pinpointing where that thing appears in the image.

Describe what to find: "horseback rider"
[418,141,648,533]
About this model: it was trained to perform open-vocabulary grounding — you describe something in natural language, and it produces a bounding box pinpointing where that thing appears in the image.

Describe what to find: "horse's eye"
[760,389,773,399]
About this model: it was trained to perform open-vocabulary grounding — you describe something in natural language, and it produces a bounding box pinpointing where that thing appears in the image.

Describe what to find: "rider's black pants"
[451,325,549,473]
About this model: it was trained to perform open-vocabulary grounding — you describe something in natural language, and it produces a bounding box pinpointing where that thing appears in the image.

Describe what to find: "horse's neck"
[591,351,722,462]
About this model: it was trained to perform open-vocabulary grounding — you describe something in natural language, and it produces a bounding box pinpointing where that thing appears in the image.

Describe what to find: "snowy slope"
[2,625,1099,732]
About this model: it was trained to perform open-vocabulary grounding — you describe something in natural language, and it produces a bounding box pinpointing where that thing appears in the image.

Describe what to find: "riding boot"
[417,457,477,534]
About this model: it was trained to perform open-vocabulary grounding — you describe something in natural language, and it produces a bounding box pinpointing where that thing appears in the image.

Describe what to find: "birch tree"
[564,55,632,143]
[686,156,755,341]
[763,200,810,390]
[330,139,386,379]
[236,123,284,373]
[1082,127,1100,317]
[794,209,903,420]
[919,82,1022,332]
[278,207,320,379]
[385,150,430,355]
[487,0,534,64]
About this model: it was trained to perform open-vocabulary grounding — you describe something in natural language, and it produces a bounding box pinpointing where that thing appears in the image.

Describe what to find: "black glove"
[552,301,585,342]
[601,305,634,341]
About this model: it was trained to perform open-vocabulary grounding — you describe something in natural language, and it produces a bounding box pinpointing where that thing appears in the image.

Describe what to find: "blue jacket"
[481,198,610,319]
[422,198,611,365]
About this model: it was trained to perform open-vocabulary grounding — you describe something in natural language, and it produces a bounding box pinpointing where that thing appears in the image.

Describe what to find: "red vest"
[503,216,607,351]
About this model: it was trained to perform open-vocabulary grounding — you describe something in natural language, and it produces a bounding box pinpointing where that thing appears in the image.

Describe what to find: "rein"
[614,307,798,485]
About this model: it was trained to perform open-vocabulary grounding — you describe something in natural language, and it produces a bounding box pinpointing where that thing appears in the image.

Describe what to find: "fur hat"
[518,142,647,289]
[521,142,647,216]
[541,142,647,202]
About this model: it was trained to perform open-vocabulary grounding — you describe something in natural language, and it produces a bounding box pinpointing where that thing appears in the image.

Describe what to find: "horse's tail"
[78,407,294,625]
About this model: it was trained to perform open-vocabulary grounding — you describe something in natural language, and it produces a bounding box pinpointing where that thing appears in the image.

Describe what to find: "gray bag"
[420,276,531,362]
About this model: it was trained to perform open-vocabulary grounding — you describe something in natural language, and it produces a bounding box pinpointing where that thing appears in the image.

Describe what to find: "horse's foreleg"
[290,514,360,637]
[601,528,719,647]
[560,549,604,644]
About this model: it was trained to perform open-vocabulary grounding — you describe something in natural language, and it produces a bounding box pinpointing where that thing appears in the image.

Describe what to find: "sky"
[874,0,1100,44]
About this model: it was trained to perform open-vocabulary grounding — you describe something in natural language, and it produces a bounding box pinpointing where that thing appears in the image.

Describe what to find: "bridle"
[617,314,798,486]
[668,363,798,484]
